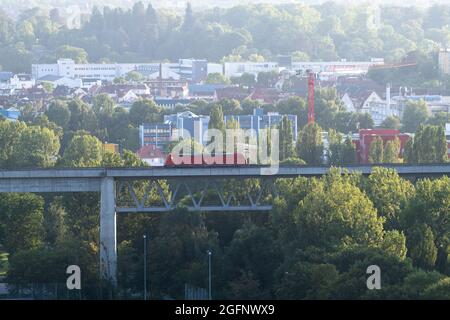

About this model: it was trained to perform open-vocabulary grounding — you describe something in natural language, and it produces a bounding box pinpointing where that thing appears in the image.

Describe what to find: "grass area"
[0,252,9,278]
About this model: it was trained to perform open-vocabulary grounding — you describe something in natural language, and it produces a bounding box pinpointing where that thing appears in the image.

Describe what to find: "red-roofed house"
[136,145,166,166]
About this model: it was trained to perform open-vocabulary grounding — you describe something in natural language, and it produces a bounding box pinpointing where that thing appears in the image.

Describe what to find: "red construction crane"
[307,70,315,123]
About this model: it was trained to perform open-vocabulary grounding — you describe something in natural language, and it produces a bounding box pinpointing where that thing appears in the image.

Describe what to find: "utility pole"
[207,250,212,300]
[143,234,147,300]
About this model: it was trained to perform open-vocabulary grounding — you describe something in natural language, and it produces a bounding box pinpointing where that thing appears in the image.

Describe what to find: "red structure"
[307,70,315,123]
[164,153,247,167]
[354,129,411,163]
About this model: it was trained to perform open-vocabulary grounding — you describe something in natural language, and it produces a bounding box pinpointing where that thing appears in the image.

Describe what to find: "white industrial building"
[32,59,222,84]
[224,62,280,78]
[223,59,384,79]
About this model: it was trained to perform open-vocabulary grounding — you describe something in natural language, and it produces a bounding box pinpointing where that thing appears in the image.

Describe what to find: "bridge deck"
[0,163,450,181]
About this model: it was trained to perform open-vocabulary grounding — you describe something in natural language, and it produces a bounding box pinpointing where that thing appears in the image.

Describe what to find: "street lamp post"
[144,234,147,300]
[207,250,212,300]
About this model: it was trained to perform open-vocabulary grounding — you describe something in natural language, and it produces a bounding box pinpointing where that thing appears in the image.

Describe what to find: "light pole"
[143,234,147,300]
[207,250,212,300]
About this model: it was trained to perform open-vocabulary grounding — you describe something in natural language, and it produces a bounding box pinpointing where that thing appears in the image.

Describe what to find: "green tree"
[67,99,98,133]
[407,224,438,269]
[404,125,447,163]
[61,131,103,167]
[11,126,60,168]
[402,100,429,133]
[208,104,225,133]
[45,100,70,129]
[44,197,67,245]
[402,177,450,272]
[205,73,231,85]
[368,136,384,163]
[126,71,144,82]
[278,116,294,161]
[296,122,324,165]
[129,100,162,126]
[294,171,385,248]
[232,73,256,87]
[0,119,26,167]
[55,45,88,63]
[0,193,45,254]
[256,71,279,88]
[380,116,401,130]
[327,129,357,165]
[364,167,414,230]
[383,137,401,163]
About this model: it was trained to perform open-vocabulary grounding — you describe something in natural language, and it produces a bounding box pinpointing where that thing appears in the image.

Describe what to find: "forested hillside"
[1,2,450,72]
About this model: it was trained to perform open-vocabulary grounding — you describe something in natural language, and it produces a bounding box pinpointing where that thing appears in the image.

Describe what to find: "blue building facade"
[139,123,174,150]
[0,107,20,121]
[224,108,298,141]
[164,111,210,145]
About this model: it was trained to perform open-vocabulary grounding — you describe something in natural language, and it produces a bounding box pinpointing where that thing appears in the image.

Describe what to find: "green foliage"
[11,126,60,167]
[0,120,59,168]
[296,122,323,165]
[231,73,256,87]
[406,224,438,269]
[423,277,450,299]
[402,100,429,133]
[61,131,103,167]
[280,157,306,165]
[55,45,88,63]
[368,136,384,163]
[402,177,450,272]
[293,171,385,249]
[205,73,231,85]
[380,116,401,130]
[67,99,98,133]
[0,193,45,254]
[208,104,225,133]
[0,119,26,167]
[364,167,414,230]
[126,71,144,82]
[278,116,295,161]
[7,239,99,289]
[45,100,70,129]
[128,100,162,126]
[404,124,447,163]
[383,137,401,163]
[327,129,357,165]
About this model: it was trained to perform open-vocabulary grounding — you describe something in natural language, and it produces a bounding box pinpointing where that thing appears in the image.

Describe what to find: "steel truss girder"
[115,177,278,212]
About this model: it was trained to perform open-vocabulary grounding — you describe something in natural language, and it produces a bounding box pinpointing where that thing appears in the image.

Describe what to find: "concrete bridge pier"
[100,177,117,285]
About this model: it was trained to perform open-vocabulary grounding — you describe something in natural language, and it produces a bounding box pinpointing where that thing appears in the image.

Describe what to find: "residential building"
[91,84,150,103]
[136,144,166,166]
[146,79,189,98]
[0,72,35,90]
[37,75,82,89]
[188,84,229,98]
[214,86,250,101]
[341,85,403,127]
[224,108,298,141]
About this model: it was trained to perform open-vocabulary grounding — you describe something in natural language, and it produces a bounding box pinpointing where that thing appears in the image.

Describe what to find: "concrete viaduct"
[1,164,450,285]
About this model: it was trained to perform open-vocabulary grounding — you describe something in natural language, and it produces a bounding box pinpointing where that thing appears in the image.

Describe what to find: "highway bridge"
[1,163,450,285]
